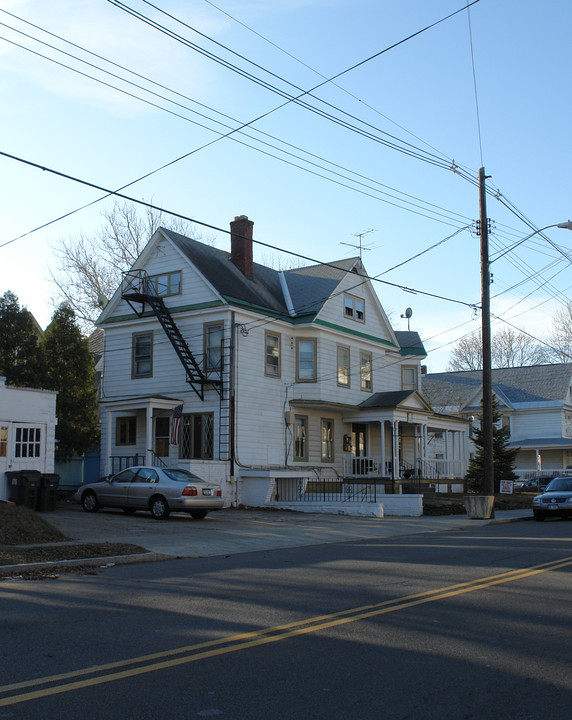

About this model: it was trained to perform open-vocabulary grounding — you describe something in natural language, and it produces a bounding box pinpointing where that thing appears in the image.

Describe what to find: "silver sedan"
[74,466,224,520]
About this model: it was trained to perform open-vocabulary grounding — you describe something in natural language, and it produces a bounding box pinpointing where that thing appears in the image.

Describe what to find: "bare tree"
[448,327,545,371]
[491,327,545,367]
[50,202,201,331]
[539,301,572,363]
[447,332,483,371]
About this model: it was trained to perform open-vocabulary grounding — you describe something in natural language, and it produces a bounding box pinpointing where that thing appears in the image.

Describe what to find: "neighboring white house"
[0,377,58,501]
[422,364,572,477]
[96,216,469,514]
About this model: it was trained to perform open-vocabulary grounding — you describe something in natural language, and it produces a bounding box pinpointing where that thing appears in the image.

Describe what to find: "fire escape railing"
[121,270,219,400]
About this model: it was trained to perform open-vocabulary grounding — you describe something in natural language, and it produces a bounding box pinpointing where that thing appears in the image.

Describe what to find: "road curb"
[0,551,175,576]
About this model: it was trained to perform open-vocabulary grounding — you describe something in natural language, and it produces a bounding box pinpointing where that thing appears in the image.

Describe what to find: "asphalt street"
[1,516,571,719]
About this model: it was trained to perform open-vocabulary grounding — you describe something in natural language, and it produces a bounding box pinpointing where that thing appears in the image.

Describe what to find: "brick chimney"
[230,215,254,278]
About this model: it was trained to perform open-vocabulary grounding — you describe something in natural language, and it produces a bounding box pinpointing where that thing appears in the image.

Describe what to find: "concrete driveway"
[46,503,531,559]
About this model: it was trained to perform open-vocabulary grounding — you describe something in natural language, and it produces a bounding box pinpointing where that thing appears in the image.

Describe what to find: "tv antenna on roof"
[341,229,376,259]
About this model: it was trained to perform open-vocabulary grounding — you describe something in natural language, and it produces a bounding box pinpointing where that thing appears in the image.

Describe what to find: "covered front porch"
[342,390,469,486]
[99,395,228,486]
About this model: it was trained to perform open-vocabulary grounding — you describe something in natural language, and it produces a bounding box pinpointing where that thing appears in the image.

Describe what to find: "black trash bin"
[38,473,60,512]
[6,470,42,509]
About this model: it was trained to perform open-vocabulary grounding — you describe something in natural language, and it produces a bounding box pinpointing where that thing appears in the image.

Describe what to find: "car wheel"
[150,495,170,520]
[189,510,208,520]
[123,508,136,515]
[82,491,99,513]
[533,511,545,522]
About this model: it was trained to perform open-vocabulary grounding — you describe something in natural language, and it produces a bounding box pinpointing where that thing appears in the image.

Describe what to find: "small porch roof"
[100,395,183,412]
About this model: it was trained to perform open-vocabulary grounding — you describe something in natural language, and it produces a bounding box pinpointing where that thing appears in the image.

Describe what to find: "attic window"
[344,294,365,322]
[146,271,181,297]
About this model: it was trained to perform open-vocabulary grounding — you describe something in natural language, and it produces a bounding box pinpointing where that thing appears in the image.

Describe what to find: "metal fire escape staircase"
[121,270,219,401]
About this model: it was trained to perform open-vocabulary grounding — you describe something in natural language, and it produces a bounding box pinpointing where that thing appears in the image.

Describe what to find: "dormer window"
[344,294,365,322]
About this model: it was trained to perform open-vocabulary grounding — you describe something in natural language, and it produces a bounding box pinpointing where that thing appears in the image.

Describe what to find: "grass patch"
[0,502,149,578]
[0,502,70,545]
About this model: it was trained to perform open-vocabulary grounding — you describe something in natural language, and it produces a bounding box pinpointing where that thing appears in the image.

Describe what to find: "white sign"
[500,480,514,494]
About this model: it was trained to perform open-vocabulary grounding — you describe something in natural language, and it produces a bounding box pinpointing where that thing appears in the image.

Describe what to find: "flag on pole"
[170,404,183,445]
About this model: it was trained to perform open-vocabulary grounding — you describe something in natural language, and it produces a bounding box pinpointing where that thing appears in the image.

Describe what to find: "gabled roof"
[359,390,432,412]
[165,229,288,315]
[423,364,572,411]
[164,229,374,322]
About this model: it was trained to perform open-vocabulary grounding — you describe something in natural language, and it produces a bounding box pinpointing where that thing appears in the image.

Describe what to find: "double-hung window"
[360,351,372,392]
[296,338,316,382]
[265,331,281,377]
[180,413,214,459]
[344,294,365,322]
[132,332,153,378]
[0,426,7,457]
[116,417,136,446]
[204,323,223,373]
[337,345,350,387]
[294,416,308,461]
[401,366,418,391]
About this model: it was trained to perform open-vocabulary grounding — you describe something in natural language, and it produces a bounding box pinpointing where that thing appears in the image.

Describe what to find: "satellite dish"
[400,307,413,330]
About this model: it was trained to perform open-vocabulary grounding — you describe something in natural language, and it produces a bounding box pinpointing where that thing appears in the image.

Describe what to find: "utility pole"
[479,166,495,513]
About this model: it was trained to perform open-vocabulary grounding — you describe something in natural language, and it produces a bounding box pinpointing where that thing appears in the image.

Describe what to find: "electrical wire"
[108,0,477,171]
[0,149,478,312]
[0,17,477,234]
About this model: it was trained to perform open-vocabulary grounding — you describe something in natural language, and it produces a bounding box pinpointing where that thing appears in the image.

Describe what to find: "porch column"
[392,421,399,481]
[380,420,386,476]
[105,409,113,476]
[413,425,419,476]
[445,430,451,478]
[146,407,153,466]
[419,423,427,477]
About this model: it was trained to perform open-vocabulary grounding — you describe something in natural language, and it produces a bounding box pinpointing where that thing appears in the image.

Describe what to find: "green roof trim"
[398,345,426,357]
[99,300,225,325]
[221,295,318,324]
[314,319,398,348]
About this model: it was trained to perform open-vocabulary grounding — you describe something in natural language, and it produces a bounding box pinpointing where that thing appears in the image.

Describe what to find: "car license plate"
[548,504,559,510]
[202,488,211,496]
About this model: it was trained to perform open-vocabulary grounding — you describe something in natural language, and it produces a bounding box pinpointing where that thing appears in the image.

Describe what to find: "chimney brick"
[230,215,254,277]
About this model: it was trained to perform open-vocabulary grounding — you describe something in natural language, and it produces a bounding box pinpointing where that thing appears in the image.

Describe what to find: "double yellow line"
[2,555,571,707]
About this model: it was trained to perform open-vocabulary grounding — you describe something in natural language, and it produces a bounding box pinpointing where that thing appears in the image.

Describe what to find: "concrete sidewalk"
[40,504,532,561]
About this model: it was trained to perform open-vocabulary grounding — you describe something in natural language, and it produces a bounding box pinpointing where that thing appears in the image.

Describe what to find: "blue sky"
[1,0,571,371]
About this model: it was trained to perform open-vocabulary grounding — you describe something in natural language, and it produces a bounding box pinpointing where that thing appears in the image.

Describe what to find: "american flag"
[170,404,183,445]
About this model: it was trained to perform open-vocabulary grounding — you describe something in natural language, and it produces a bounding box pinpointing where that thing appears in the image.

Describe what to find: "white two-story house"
[422,364,572,477]
[97,216,468,510]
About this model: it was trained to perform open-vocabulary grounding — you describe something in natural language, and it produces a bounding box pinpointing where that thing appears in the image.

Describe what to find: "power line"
[0,150,478,312]
[108,0,477,171]
[0,17,477,230]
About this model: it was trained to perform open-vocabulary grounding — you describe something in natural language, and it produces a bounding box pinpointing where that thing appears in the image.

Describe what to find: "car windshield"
[163,469,202,483]
[545,478,572,492]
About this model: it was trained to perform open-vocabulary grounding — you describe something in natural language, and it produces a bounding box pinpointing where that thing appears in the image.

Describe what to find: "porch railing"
[109,451,167,475]
[343,456,465,481]
[342,456,390,477]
